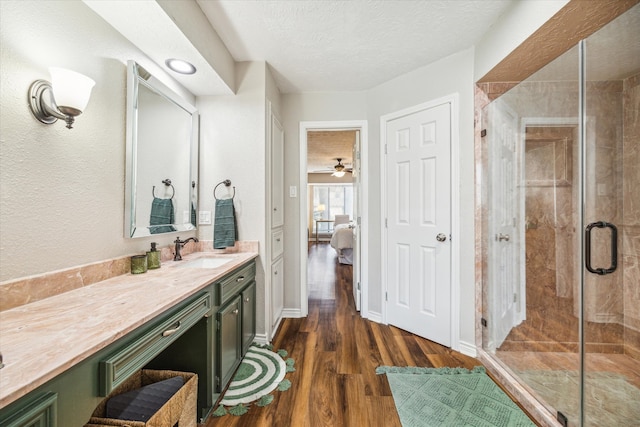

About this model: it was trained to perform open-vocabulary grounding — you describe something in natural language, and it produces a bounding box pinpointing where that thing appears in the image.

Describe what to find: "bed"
[330,223,354,264]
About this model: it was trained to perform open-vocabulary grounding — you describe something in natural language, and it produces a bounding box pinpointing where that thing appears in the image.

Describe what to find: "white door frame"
[299,120,369,318]
[380,94,460,351]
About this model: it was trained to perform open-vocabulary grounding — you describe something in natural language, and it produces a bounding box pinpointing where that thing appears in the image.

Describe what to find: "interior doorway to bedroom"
[299,121,368,318]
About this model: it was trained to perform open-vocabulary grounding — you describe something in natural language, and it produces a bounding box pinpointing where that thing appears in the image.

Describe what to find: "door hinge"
[384,144,388,154]
[557,411,568,427]
[385,292,388,302]
[357,216,361,225]
[357,281,361,291]
[481,318,487,327]
[513,293,517,303]
[481,129,487,137]
[216,376,220,388]
[385,218,388,228]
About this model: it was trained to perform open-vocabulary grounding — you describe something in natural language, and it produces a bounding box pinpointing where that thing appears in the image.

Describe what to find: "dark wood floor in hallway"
[204,243,525,427]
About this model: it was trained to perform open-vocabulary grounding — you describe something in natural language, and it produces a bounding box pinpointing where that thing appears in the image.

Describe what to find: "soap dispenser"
[147,242,161,269]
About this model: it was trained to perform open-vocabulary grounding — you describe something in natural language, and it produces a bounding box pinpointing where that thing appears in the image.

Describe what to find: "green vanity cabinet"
[0,290,210,427]
[145,259,257,420]
[242,281,256,354]
[213,260,257,394]
[0,258,257,426]
[216,296,242,392]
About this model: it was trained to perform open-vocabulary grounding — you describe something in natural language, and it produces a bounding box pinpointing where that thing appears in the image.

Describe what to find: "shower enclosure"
[481,5,639,426]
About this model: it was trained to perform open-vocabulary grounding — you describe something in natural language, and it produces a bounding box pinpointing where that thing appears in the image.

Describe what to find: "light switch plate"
[199,211,212,225]
[289,185,297,197]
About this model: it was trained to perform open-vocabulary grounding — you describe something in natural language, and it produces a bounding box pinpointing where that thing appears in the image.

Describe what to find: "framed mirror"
[124,61,199,238]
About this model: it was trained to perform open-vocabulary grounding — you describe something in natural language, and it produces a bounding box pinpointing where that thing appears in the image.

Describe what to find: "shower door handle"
[585,221,617,275]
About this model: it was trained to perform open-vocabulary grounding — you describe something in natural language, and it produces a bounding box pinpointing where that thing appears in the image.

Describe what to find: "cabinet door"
[271,114,284,228]
[0,392,57,427]
[216,296,241,392]
[241,281,256,354]
[272,258,284,331]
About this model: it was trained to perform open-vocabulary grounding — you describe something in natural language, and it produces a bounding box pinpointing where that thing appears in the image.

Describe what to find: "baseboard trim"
[366,311,383,324]
[271,316,283,340]
[254,333,269,345]
[459,340,477,358]
[282,308,304,318]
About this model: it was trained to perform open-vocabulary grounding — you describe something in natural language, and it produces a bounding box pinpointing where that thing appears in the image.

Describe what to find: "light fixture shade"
[49,67,95,114]
[332,171,346,178]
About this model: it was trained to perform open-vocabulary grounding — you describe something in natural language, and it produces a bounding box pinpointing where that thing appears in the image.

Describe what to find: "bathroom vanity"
[0,252,257,426]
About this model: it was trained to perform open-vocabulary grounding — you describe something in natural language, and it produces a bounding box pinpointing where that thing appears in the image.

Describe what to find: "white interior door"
[485,99,522,351]
[385,102,451,347]
[352,130,361,311]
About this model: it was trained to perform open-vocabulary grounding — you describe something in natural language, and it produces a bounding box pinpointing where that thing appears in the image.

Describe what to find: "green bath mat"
[213,344,295,416]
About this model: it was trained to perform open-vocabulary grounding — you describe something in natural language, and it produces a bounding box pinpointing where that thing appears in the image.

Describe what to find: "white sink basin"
[179,257,234,269]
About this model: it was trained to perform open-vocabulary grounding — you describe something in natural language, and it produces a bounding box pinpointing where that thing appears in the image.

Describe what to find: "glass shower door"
[581,6,640,426]
[482,43,583,424]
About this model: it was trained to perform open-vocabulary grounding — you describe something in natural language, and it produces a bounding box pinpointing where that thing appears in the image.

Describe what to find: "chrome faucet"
[173,237,199,261]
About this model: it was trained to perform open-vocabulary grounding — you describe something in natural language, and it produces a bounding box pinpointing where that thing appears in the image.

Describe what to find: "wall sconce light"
[28,67,95,129]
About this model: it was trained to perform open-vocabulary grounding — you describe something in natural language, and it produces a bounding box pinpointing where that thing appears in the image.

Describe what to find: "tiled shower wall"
[476,75,639,359]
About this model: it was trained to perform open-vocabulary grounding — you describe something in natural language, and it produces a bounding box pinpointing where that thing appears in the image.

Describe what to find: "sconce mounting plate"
[28,79,59,125]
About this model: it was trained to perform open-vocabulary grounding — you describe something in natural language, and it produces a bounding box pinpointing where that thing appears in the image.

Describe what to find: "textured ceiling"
[197,0,516,93]
[307,131,356,173]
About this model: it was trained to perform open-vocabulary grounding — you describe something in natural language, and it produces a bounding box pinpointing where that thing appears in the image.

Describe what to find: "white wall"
[281,92,367,308]
[197,61,269,334]
[0,0,196,281]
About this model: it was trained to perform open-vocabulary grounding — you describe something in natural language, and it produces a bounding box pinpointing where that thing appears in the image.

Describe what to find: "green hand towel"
[214,198,237,249]
[149,197,175,234]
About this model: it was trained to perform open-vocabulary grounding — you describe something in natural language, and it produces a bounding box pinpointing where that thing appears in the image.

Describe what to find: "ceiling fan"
[331,158,352,177]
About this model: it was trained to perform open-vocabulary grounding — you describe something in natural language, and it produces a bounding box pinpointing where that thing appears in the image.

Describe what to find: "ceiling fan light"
[332,170,346,178]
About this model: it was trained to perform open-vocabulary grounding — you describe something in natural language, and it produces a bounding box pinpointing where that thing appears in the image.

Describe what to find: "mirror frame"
[124,60,199,239]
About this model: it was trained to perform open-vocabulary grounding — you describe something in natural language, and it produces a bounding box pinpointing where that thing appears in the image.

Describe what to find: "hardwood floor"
[205,243,531,426]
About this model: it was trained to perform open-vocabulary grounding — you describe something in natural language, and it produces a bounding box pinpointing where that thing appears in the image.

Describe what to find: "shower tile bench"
[0,251,258,426]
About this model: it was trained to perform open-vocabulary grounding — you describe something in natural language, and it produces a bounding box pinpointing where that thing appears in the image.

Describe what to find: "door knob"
[436,233,447,242]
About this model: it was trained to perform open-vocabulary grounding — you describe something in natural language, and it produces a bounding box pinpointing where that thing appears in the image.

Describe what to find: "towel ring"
[152,179,175,199]
[214,179,235,200]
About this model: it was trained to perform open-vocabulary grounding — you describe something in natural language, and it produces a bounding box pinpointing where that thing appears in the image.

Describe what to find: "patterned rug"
[212,344,295,416]
[376,366,535,427]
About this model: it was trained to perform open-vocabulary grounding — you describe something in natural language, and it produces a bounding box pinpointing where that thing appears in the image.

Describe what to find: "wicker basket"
[84,369,197,427]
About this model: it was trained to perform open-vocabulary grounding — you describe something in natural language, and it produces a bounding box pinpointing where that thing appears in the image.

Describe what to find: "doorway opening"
[299,121,368,318]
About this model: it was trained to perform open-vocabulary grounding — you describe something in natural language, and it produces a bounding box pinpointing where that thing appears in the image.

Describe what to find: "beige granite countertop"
[0,251,258,409]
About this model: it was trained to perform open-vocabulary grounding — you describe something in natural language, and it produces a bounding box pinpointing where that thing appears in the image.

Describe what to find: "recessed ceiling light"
[165,58,196,75]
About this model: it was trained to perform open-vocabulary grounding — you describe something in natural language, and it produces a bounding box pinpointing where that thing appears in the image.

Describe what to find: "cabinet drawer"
[0,392,57,427]
[271,229,284,261]
[216,262,256,306]
[100,292,210,395]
